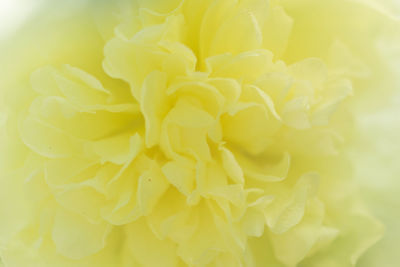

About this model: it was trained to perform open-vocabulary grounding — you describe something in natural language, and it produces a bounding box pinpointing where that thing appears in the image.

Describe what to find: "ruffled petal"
[52,209,112,259]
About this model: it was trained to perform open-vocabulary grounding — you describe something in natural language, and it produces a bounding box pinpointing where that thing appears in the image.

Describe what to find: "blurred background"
[0,0,44,41]
[0,0,399,266]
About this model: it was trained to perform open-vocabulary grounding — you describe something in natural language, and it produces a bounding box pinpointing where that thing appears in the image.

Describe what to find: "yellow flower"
[0,0,399,266]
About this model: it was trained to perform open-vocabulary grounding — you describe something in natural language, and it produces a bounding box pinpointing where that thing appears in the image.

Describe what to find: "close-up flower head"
[0,0,399,266]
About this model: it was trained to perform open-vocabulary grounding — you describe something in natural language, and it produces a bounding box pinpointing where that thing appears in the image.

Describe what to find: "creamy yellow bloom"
[0,0,399,266]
